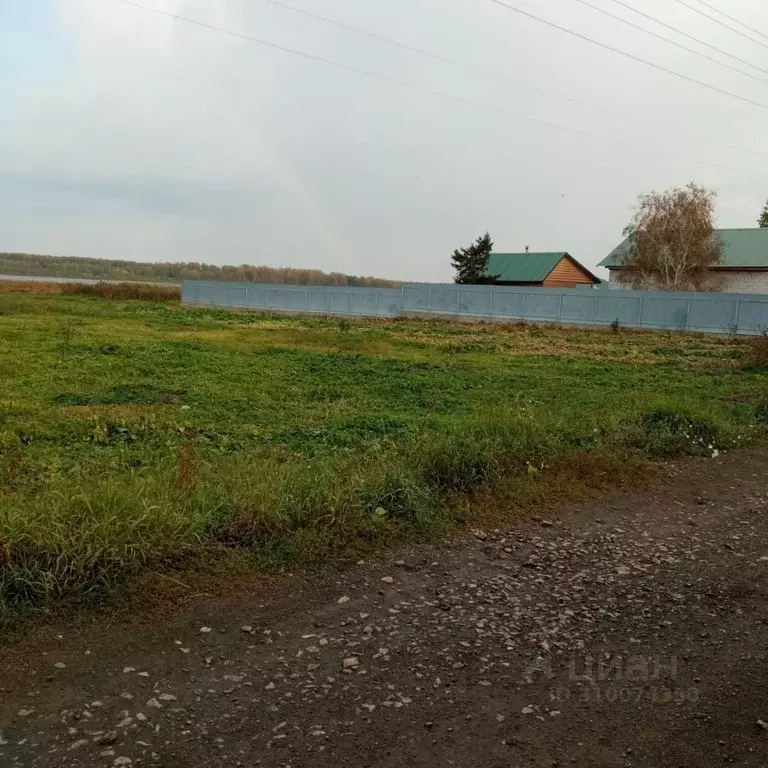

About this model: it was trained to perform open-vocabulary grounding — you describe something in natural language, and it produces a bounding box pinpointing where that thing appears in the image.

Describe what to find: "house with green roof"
[480,252,601,288]
[599,228,768,293]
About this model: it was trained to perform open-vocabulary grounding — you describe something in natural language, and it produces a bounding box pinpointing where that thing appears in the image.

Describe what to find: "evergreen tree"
[451,232,495,284]
[759,199,768,228]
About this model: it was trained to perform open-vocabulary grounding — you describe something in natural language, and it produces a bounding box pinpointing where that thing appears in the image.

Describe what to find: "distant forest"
[0,253,401,288]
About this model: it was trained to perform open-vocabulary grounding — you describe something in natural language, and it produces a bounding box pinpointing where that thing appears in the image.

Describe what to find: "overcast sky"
[2,0,768,281]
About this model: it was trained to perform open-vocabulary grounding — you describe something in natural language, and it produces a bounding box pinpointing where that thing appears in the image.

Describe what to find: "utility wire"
[491,0,768,112]
[672,0,768,51]
[604,0,768,77]
[106,0,768,179]
[574,0,768,85]
[690,0,768,43]
[259,0,768,163]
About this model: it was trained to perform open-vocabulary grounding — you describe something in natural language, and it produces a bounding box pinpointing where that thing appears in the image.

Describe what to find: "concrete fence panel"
[247,287,267,309]
[350,292,376,316]
[595,295,640,326]
[490,290,525,318]
[328,291,352,315]
[265,287,286,309]
[307,290,330,313]
[687,298,738,333]
[458,288,492,316]
[561,293,596,323]
[525,292,561,321]
[429,287,457,313]
[737,299,768,333]
[401,285,430,312]
[638,296,687,329]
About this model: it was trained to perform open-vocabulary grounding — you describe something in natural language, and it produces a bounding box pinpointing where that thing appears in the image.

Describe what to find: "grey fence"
[182,280,768,335]
[182,281,402,318]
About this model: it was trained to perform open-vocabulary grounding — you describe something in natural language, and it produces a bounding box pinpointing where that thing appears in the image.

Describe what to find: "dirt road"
[2,451,767,767]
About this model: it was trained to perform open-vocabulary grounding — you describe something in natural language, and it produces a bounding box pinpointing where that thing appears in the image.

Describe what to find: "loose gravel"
[1,450,767,767]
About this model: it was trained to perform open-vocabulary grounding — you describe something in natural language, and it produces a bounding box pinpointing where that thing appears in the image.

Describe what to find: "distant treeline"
[0,253,401,288]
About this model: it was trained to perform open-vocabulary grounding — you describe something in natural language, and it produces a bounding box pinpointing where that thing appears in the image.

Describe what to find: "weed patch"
[619,408,720,458]
[272,415,413,455]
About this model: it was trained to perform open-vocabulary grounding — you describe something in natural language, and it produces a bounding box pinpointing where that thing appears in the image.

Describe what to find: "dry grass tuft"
[0,279,179,301]
[61,282,179,301]
[743,332,768,370]
[0,280,62,294]
[175,444,198,495]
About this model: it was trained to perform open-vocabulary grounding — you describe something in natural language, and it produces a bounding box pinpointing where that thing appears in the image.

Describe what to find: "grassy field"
[1,290,766,623]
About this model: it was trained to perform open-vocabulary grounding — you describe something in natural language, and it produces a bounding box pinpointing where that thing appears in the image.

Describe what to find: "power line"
[604,0,768,77]
[491,0,768,112]
[105,0,768,179]
[258,0,768,164]
[574,0,768,85]
[672,0,768,51]
[690,0,768,43]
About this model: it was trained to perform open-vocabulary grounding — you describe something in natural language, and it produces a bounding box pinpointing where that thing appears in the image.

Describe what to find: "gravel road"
[1,450,767,767]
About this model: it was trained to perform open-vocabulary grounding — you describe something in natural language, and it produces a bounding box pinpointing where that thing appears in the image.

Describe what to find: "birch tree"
[618,183,723,291]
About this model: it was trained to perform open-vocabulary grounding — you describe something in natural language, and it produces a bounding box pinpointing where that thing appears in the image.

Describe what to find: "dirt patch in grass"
[57,404,172,421]
[727,394,763,404]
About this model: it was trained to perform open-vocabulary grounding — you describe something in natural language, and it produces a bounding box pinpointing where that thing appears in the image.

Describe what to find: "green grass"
[1,291,766,622]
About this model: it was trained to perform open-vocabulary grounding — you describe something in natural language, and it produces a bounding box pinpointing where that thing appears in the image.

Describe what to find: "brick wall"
[608,269,768,294]
[717,271,768,294]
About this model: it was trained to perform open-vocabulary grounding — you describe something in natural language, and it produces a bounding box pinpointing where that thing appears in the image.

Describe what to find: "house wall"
[717,270,768,293]
[607,269,637,289]
[543,257,596,288]
[608,268,768,294]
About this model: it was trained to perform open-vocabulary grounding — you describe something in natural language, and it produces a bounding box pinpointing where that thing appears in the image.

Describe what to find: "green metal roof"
[599,228,768,269]
[482,252,567,282]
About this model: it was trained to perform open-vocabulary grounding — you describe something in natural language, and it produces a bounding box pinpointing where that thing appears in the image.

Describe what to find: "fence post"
[735,299,741,334]
[684,297,692,330]
[428,287,432,313]
[456,287,461,315]
[245,287,249,309]
[305,289,309,314]
[226,286,232,308]
[637,296,644,328]
[557,292,564,322]
[489,288,494,319]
